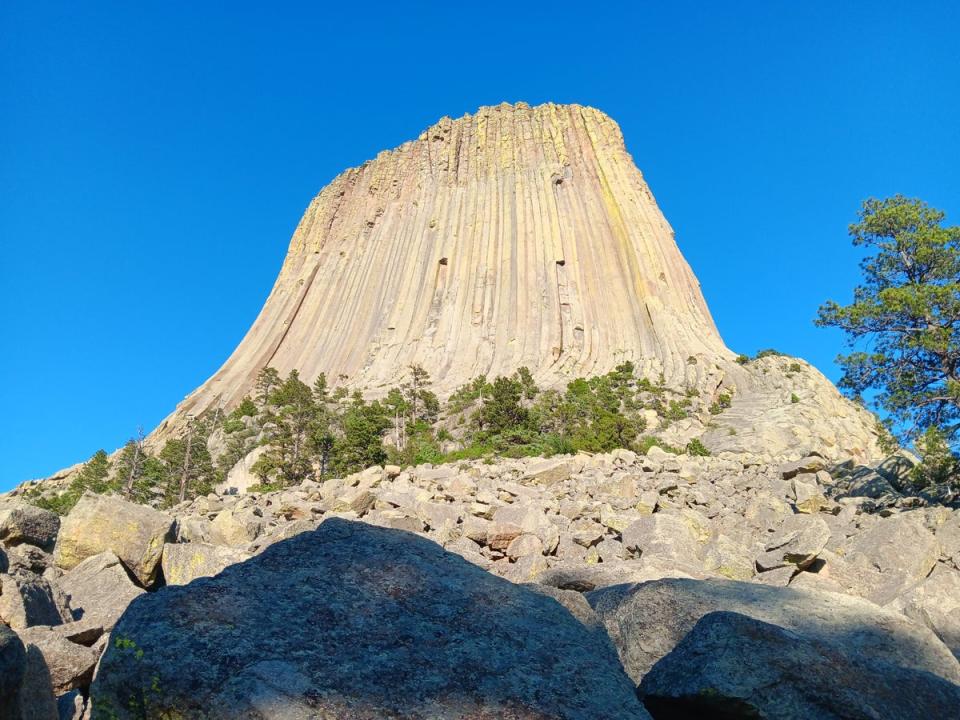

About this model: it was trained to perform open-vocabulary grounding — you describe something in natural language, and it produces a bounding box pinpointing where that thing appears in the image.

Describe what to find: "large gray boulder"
[0,503,60,550]
[59,552,144,631]
[54,494,174,586]
[587,577,960,684]
[92,519,650,719]
[640,611,960,719]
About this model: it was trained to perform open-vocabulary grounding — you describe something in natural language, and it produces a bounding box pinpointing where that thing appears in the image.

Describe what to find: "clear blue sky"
[2,2,958,486]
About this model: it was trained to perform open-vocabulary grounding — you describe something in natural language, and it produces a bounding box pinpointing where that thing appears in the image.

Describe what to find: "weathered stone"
[505,533,543,560]
[7,642,58,720]
[523,458,572,485]
[756,514,831,571]
[567,518,604,548]
[485,522,522,551]
[209,506,264,547]
[891,563,960,661]
[0,572,71,629]
[175,515,213,543]
[6,544,54,575]
[19,626,98,694]
[0,625,26,706]
[54,494,174,586]
[640,610,960,720]
[621,512,702,565]
[92,519,650,719]
[846,511,941,603]
[0,502,60,550]
[587,577,960,684]
[703,534,754,580]
[791,474,827,513]
[59,552,144,631]
[842,469,898,499]
[160,542,250,586]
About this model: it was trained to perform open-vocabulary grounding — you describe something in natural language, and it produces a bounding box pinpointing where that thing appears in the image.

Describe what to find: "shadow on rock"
[91,518,650,719]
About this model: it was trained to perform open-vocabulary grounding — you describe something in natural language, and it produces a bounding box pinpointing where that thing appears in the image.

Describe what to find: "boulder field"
[1,447,960,718]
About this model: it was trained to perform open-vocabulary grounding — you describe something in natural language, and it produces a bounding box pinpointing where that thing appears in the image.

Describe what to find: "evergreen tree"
[332,393,390,475]
[817,196,960,442]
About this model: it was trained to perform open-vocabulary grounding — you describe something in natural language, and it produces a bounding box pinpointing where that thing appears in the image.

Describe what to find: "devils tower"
[174,103,727,406]
[153,102,880,461]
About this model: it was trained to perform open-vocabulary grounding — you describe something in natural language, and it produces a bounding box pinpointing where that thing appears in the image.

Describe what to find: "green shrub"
[685,438,711,456]
[735,354,750,365]
[754,348,784,359]
[791,393,800,404]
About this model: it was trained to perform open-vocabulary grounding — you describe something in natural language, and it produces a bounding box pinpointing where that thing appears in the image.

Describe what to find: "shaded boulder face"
[586,577,960,685]
[92,519,650,719]
[640,611,960,720]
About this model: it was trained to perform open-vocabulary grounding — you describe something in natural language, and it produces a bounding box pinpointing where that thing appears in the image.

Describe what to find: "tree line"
[32,361,710,513]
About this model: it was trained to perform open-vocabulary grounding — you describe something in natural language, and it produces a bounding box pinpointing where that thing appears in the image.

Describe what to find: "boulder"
[92,519,650,719]
[586,577,960,684]
[6,545,54,575]
[845,511,941,604]
[208,506,263,547]
[160,542,249,586]
[53,494,174,586]
[14,644,58,719]
[18,626,98,694]
[621,512,703,565]
[756,514,831,572]
[522,458,572,485]
[0,572,71,629]
[59,552,144,631]
[891,563,960,661]
[0,503,60,550]
[0,625,26,707]
[640,610,960,720]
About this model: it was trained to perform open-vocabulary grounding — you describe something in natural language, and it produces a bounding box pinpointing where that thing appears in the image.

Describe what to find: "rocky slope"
[2,447,960,717]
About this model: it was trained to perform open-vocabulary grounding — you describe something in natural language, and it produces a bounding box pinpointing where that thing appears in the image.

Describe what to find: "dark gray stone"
[92,519,650,719]
[640,611,960,720]
[0,625,26,710]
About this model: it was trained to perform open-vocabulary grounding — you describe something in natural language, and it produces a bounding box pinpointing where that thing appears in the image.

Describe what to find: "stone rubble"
[0,447,958,717]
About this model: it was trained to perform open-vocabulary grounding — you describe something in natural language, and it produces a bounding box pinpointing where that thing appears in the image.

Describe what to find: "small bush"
[685,438,711,456]
[754,348,785,359]
[791,393,800,404]
[788,362,803,373]
[735,354,750,365]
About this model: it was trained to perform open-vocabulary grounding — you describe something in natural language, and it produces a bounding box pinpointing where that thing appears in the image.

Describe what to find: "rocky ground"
[1,447,959,718]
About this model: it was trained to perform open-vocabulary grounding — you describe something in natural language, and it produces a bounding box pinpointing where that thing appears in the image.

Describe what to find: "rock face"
[149,102,881,462]
[93,519,649,719]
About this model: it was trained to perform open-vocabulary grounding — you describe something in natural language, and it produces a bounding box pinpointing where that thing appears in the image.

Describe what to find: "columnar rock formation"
[171,102,731,412]
[144,101,880,461]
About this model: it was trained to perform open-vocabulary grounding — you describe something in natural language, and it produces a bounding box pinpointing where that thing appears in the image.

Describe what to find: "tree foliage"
[817,196,960,443]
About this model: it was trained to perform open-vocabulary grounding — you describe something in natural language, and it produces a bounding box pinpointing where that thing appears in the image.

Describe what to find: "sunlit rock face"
[155,101,882,462]
[169,103,730,405]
